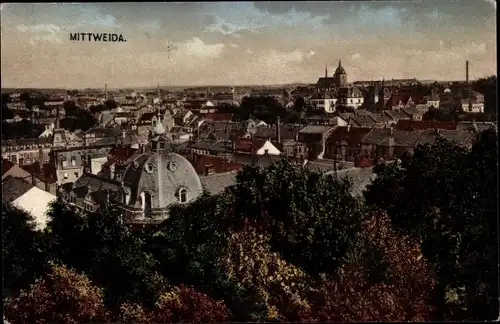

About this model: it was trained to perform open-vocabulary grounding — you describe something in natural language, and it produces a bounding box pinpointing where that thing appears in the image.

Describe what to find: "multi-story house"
[1,137,52,165]
[336,86,364,109]
[310,92,338,113]
[325,126,372,165]
[51,144,115,185]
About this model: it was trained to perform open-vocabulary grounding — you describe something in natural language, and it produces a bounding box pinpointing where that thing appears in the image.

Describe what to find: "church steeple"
[338,60,342,68]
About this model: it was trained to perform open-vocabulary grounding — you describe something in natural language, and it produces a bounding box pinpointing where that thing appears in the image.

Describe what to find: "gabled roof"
[2,159,15,176]
[349,115,378,127]
[326,126,372,145]
[389,93,412,106]
[233,138,269,154]
[299,125,334,135]
[187,154,243,174]
[2,176,34,202]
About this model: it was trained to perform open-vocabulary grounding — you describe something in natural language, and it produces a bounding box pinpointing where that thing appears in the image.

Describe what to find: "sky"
[0,1,497,88]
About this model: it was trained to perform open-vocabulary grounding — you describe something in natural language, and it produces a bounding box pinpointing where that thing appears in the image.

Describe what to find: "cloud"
[16,23,63,44]
[351,53,361,60]
[204,2,330,36]
[404,42,488,67]
[246,49,253,54]
[74,5,119,27]
[138,19,162,31]
[483,0,496,9]
[260,49,315,67]
[229,44,239,48]
[172,37,225,60]
[357,5,407,26]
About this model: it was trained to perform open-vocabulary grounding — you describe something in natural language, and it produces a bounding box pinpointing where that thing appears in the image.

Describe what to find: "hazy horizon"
[1,1,497,88]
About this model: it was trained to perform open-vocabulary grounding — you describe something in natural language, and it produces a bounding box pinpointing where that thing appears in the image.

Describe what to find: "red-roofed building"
[187,153,243,175]
[233,138,281,155]
[100,147,139,181]
[324,126,372,165]
[2,160,58,194]
[394,120,458,131]
[388,93,413,110]
[2,159,16,178]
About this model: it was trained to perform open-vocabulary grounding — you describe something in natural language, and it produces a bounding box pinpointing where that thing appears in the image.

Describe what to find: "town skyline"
[1,1,497,88]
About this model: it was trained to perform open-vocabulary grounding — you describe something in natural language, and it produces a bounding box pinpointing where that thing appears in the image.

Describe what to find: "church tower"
[334,60,347,88]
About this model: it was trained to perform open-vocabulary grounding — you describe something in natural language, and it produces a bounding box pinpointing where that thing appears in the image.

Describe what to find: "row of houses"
[308,86,485,114]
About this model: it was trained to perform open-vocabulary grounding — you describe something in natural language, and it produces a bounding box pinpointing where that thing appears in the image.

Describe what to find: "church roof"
[334,60,346,75]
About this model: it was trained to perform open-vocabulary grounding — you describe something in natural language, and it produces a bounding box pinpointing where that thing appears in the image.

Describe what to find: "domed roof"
[334,60,346,75]
[121,151,203,210]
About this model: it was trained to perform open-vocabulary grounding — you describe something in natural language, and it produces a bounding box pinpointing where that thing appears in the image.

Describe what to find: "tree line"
[3,127,497,323]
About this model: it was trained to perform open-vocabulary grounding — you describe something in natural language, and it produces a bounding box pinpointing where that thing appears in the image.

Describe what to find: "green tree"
[45,201,167,310]
[153,284,230,323]
[4,263,107,324]
[2,202,47,296]
[231,159,366,275]
[44,199,91,270]
[456,128,498,320]
[364,134,498,320]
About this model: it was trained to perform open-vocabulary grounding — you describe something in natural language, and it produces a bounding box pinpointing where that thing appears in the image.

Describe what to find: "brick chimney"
[204,164,215,176]
[31,171,37,186]
[276,116,281,144]
[466,61,469,84]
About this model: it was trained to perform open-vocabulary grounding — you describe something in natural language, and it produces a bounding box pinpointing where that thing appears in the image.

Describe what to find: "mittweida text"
[70,33,126,42]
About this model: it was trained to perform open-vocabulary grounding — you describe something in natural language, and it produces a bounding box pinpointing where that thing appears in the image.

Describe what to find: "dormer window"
[178,188,188,203]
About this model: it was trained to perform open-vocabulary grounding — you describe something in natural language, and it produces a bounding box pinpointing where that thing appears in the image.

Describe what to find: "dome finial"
[154,109,165,135]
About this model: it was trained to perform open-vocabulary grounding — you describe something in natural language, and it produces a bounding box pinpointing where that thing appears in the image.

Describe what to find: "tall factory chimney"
[466,61,469,84]
[105,83,108,101]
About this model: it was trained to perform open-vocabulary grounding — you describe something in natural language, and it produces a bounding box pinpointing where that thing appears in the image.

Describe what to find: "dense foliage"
[365,129,498,320]
[3,129,497,322]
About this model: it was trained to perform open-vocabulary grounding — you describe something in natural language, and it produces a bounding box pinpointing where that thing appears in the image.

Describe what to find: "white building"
[310,93,338,114]
[461,100,485,113]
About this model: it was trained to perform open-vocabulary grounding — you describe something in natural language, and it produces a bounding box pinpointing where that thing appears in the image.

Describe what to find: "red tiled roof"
[233,138,267,154]
[326,126,372,145]
[390,93,412,106]
[20,162,57,184]
[2,159,15,176]
[394,120,458,131]
[188,154,242,174]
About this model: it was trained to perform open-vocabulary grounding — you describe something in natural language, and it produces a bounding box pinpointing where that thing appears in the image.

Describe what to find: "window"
[63,173,68,179]
[74,172,79,178]
[179,188,188,203]
[62,157,68,167]
[71,156,76,166]
[142,191,152,212]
